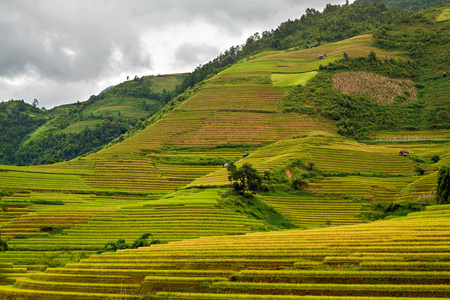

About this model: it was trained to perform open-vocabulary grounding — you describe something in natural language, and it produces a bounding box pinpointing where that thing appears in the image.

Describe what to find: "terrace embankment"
[0,206,447,299]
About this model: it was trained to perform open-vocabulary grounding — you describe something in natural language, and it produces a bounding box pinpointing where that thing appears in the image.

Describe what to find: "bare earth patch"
[332,71,417,105]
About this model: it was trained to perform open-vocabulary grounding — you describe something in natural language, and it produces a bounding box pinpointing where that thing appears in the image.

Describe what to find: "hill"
[0,1,448,298]
[1,74,186,166]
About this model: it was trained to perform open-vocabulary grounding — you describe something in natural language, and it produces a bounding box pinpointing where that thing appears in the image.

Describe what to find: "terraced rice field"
[0,206,447,299]
[261,195,364,226]
[308,176,417,202]
[177,85,285,112]
[2,189,265,252]
[0,170,90,191]
[370,130,450,141]
[191,134,416,187]
[83,156,221,192]
[168,112,333,147]
[271,71,317,87]
[437,8,450,21]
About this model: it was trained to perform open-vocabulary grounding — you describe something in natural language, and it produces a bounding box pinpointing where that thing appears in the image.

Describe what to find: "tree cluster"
[98,233,161,254]
[226,160,315,196]
[227,162,263,196]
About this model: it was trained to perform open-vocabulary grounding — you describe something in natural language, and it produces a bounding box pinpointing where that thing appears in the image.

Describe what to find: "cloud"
[0,0,151,82]
[0,0,351,108]
[174,43,221,69]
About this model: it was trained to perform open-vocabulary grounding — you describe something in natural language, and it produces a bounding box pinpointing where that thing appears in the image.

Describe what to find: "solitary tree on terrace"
[227,162,262,196]
[436,165,450,204]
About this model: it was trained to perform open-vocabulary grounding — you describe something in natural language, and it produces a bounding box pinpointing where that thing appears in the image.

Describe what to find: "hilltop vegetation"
[360,0,450,11]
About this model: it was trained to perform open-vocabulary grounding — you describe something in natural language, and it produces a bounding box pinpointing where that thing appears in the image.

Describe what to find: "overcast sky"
[1,0,351,109]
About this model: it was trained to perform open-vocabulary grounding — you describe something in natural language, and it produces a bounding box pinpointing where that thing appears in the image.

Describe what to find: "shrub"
[291,178,309,190]
[411,155,425,163]
[40,226,64,235]
[415,166,425,175]
[431,155,440,163]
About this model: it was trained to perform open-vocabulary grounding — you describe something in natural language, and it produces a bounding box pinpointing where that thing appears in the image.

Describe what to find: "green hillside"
[0,1,448,299]
[0,100,50,165]
[1,74,186,166]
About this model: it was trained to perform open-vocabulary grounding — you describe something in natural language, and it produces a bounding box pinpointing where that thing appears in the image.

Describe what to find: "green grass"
[60,120,103,133]
[271,72,317,87]
[437,8,450,21]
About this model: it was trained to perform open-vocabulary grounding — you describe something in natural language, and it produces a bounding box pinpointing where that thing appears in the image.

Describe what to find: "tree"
[227,162,263,196]
[32,99,39,108]
[436,165,450,204]
[343,52,349,61]
[131,232,153,249]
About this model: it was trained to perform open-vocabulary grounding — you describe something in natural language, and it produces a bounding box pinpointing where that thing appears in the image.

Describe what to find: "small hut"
[399,150,409,156]
[318,54,327,59]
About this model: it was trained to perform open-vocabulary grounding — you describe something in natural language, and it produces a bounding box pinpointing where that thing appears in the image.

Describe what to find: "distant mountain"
[99,85,114,94]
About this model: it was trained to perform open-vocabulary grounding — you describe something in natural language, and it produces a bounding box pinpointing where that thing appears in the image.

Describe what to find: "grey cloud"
[0,0,151,82]
[173,43,221,69]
